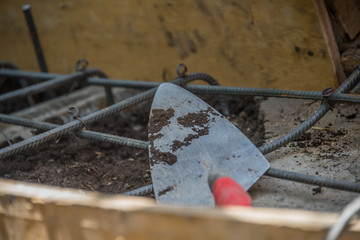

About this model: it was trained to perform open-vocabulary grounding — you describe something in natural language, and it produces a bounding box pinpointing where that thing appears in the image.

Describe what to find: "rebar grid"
[1,64,360,195]
[0,69,226,158]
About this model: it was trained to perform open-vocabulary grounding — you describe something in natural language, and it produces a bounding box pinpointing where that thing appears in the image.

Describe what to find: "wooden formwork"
[1,1,360,239]
[0,0,353,91]
[0,179,359,240]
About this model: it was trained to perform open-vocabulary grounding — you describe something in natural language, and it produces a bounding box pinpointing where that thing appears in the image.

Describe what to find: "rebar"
[88,77,159,89]
[0,62,35,105]
[22,4,48,73]
[185,85,360,104]
[126,167,360,196]
[127,167,360,195]
[2,69,360,104]
[259,66,360,154]
[350,81,360,94]
[265,168,360,193]
[123,185,153,196]
[0,113,148,149]
[0,91,152,158]
[0,69,60,80]
[0,68,105,103]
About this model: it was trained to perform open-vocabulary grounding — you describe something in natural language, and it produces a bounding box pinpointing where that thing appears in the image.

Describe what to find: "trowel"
[148,83,270,207]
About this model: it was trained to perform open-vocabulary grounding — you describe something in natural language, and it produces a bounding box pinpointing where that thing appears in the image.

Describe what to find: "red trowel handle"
[208,173,252,207]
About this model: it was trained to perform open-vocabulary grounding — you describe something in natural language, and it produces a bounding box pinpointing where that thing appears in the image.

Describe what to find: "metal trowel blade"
[148,83,269,207]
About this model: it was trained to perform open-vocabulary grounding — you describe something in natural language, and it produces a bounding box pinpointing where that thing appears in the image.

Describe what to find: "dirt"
[149,148,178,166]
[148,108,175,134]
[176,108,212,128]
[158,185,175,196]
[0,93,265,196]
[170,108,216,152]
[148,108,178,166]
[291,128,347,149]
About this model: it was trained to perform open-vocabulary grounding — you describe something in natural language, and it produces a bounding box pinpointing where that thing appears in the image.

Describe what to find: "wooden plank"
[0,179,360,240]
[0,0,338,90]
[314,0,346,83]
[327,0,360,40]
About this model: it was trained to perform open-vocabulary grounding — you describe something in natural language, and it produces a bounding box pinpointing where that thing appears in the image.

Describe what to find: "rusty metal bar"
[0,113,148,149]
[1,69,360,104]
[22,4,48,73]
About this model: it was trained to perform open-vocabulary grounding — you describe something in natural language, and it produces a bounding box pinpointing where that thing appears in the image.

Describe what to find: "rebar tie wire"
[2,69,360,104]
[74,59,114,106]
[67,106,90,130]
[176,63,229,115]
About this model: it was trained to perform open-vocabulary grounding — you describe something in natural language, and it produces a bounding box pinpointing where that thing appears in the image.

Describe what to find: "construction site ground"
[0,86,359,212]
[251,97,360,212]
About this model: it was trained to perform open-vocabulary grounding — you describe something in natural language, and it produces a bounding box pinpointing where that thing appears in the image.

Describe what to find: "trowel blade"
[148,83,269,207]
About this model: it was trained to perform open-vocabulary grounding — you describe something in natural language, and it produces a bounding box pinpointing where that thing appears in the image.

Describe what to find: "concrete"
[249,98,360,212]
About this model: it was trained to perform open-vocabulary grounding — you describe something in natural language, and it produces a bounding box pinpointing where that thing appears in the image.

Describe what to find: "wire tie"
[322,87,335,110]
[75,58,89,72]
[67,106,89,130]
[176,63,188,88]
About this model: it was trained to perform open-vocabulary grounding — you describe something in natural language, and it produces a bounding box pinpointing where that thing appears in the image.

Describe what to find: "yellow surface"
[0,0,338,90]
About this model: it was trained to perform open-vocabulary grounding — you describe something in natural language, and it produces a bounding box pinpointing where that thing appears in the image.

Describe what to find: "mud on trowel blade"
[148,83,270,207]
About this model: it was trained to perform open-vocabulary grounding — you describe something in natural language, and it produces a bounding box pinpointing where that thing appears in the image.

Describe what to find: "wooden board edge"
[314,0,346,84]
[0,178,359,240]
